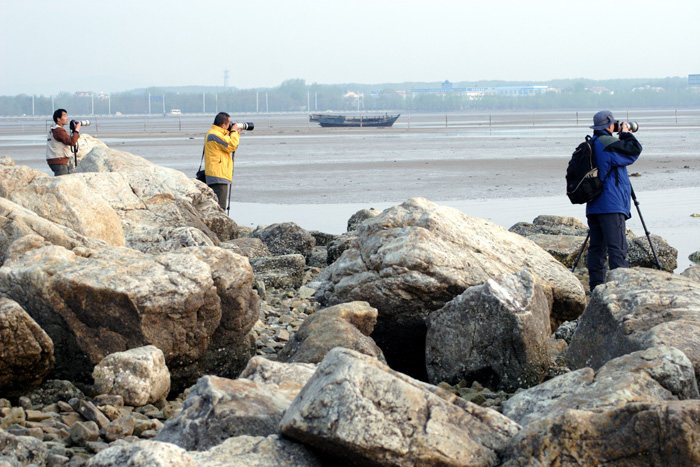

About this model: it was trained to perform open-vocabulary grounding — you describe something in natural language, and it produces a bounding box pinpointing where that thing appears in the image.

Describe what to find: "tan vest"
[46,125,72,162]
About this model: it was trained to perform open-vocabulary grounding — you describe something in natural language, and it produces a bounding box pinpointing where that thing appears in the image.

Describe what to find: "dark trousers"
[208,183,229,211]
[49,164,71,176]
[586,213,629,290]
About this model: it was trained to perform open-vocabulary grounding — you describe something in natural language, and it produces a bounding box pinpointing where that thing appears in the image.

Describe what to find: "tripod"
[571,185,663,272]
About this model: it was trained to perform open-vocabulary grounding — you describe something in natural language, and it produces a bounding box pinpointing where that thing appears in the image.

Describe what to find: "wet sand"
[1,110,699,270]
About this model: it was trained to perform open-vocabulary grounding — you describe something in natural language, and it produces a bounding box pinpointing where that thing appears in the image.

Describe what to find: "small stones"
[253,267,322,359]
[438,380,514,413]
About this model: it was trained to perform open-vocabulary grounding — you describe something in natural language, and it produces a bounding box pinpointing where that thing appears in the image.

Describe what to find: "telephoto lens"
[236,122,254,131]
[69,120,90,131]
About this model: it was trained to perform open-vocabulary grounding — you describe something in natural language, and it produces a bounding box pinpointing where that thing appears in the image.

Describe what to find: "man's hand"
[232,123,242,134]
[74,122,81,132]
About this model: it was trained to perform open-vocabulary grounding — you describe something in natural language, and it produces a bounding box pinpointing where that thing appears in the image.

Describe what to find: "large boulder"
[92,345,171,407]
[501,401,700,466]
[0,237,258,391]
[503,345,699,427]
[0,162,125,247]
[278,301,386,364]
[426,269,551,392]
[0,298,54,397]
[0,197,106,265]
[315,197,585,378]
[76,145,238,248]
[250,222,316,264]
[155,373,307,451]
[280,348,521,467]
[566,268,700,384]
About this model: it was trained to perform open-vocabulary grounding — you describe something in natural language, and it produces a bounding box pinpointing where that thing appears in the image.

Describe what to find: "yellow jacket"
[204,124,240,184]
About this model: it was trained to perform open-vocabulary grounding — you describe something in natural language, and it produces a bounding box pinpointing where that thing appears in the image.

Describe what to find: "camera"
[229,122,254,131]
[69,120,91,131]
[613,121,639,133]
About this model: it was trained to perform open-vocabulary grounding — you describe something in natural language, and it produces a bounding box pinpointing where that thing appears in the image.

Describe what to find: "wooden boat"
[309,113,400,128]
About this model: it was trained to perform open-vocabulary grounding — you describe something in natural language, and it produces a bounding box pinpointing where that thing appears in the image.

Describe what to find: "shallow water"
[2,110,698,271]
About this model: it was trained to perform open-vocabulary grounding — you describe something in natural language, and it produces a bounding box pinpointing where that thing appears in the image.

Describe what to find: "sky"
[1,0,697,96]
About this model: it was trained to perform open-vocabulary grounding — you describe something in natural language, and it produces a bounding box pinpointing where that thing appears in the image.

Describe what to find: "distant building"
[689,74,700,86]
[410,80,548,97]
[632,85,664,92]
[586,86,612,94]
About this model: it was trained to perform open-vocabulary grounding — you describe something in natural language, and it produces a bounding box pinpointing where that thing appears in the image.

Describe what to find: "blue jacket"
[586,130,642,218]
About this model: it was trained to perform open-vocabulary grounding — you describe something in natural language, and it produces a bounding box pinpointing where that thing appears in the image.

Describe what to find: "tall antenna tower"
[223,69,230,88]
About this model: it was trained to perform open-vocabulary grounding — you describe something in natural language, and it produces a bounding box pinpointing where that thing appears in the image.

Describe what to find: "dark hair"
[53,108,67,123]
[213,112,230,127]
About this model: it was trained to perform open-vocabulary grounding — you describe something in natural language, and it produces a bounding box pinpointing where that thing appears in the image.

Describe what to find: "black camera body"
[69,119,90,131]
[614,121,639,133]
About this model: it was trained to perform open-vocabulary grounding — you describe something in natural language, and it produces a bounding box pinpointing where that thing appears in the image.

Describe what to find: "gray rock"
[681,266,700,282]
[307,246,327,268]
[250,222,315,263]
[71,400,110,429]
[628,234,677,271]
[222,237,271,258]
[308,230,336,247]
[278,301,386,364]
[521,234,588,269]
[566,268,700,385]
[238,356,315,389]
[85,440,194,467]
[69,421,101,447]
[155,374,302,451]
[24,380,83,407]
[426,269,552,392]
[553,319,579,344]
[325,231,357,265]
[501,401,700,466]
[0,429,47,466]
[315,198,585,378]
[347,207,382,232]
[190,435,323,467]
[92,346,170,407]
[690,250,700,264]
[0,297,54,398]
[508,215,588,237]
[100,416,136,443]
[249,254,305,290]
[503,345,699,426]
[280,348,521,467]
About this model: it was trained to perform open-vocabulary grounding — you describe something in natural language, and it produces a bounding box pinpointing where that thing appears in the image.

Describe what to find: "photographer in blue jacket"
[586,110,643,290]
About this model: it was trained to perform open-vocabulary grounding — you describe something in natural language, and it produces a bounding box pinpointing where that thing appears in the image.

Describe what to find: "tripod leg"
[572,231,590,272]
[631,187,663,270]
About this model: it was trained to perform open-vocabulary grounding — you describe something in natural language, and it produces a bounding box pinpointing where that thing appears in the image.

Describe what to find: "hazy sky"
[1,0,697,95]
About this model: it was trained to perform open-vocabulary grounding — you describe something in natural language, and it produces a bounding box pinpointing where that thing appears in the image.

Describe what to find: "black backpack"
[566,135,608,204]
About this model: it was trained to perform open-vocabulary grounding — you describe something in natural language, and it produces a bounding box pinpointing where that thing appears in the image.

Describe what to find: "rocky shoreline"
[1,135,700,466]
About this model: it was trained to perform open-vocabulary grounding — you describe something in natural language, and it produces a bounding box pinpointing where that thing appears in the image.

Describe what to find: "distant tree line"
[1,77,698,117]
